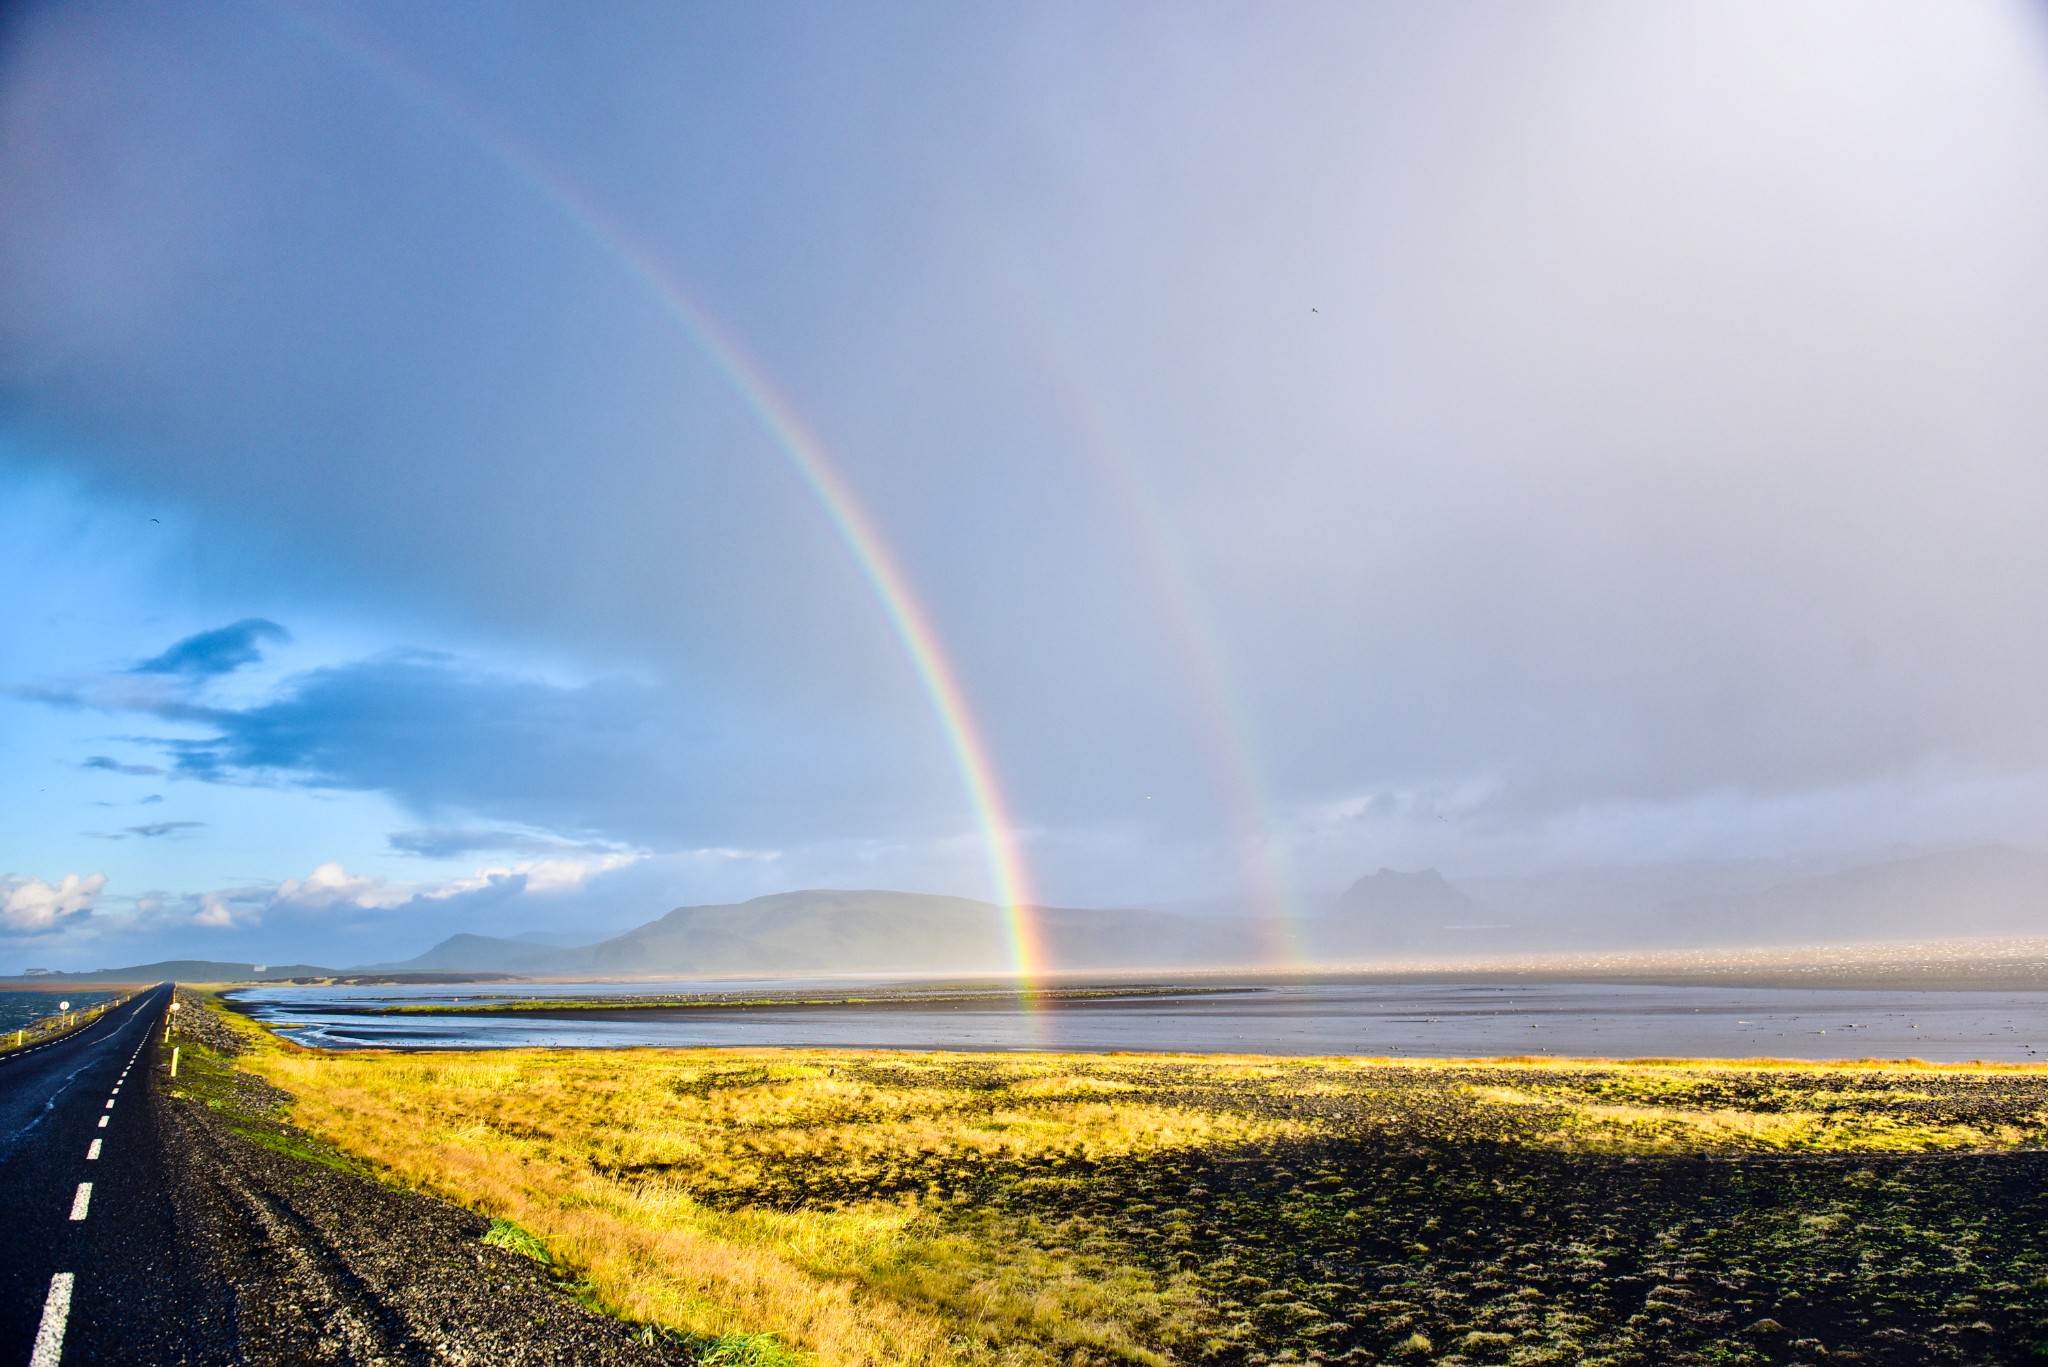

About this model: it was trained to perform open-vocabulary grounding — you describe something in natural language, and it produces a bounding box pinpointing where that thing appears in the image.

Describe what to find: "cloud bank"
[37,638,928,848]
[1,873,105,934]
[187,851,640,931]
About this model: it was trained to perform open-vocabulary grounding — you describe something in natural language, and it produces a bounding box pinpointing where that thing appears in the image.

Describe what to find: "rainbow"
[1006,294,1306,964]
[260,3,1046,985]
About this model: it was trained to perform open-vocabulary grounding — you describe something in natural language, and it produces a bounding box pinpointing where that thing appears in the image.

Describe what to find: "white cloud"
[192,891,249,929]
[463,852,641,895]
[0,872,106,933]
[271,861,412,913]
[191,852,647,929]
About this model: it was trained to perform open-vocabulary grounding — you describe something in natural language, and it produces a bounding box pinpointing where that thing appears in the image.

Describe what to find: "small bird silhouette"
[149,517,160,523]
[1311,307,1319,313]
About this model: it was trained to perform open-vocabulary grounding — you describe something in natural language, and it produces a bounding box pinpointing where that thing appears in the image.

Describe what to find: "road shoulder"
[163,993,693,1366]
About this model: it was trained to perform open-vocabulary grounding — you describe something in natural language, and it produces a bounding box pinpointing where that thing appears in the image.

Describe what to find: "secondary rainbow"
[262,2,1047,985]
[1007,294,1307,964]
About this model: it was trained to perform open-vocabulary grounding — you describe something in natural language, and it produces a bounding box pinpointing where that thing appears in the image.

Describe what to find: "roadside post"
[166,999,181,1042]
[59,1000,70,1028]
[170,1046,179,1077]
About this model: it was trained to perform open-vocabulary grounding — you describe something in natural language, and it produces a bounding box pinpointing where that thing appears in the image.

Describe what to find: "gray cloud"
[387,828,622,860]
[83,755,163,776]
[85,819,203,840]
[159,652,727,839]
[126,820,203,838]
[37,640,942,849]
[132,617,288,677]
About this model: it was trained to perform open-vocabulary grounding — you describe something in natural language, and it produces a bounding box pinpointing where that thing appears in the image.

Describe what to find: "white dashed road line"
[102,1099,113,1110]
[96,1116,107,1129]
[29,1272,73,1367]
[69,1182,92,1222]
[87,1138,101,1160]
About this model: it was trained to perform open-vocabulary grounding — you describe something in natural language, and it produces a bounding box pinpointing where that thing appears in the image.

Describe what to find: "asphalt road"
[0,984,229,1365]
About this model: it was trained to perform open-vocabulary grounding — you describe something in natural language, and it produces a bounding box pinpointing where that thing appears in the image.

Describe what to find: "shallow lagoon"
[233,977,2048,1061]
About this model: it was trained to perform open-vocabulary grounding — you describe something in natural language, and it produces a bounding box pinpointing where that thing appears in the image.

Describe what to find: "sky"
[4,0,2048,969]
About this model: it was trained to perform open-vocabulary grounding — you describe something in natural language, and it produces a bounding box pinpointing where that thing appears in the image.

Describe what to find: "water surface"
[0,989,116,1033]
[233,978,2048,1062]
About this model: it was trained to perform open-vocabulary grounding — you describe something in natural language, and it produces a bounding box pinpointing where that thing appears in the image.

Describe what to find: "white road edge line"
[87,1138,101,1160]
[69,1182,92,1221]
[30,1272,73,1367]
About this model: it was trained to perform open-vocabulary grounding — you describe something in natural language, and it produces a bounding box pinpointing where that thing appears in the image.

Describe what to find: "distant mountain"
[1655,844,2048,948]
[1314,868,1492,959]
[0,960,335,986]
[509,929,601,947]
[1315,844,2048,960]
[585,889,1011,975]
[1456,852,1870,933]
[379,889,1264,977]
[388,934,588,976]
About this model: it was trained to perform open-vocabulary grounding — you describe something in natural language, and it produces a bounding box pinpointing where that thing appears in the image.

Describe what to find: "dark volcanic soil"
[164,993,692,1366]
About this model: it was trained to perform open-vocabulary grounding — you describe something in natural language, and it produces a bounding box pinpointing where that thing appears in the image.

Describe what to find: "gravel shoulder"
[163,991,696,1366]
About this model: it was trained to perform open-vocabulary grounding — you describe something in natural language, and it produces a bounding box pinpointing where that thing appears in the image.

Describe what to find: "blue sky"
[5,1,2048,969]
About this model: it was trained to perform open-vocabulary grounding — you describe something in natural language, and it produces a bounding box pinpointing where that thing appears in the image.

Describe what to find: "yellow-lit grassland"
[222,1014,1309,1365]
[202,1000,2048,1366]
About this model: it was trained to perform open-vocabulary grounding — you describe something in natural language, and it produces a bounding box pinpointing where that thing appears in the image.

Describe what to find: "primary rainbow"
[265,3,1047,986]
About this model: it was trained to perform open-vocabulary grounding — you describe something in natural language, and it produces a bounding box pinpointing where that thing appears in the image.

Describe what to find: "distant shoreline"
[24,933,2048,996]
[322,983,1259,1018]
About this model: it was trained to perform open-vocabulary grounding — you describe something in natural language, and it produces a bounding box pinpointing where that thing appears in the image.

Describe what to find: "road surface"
[0,983,233,1363]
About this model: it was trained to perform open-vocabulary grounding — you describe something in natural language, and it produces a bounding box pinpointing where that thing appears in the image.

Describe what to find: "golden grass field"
[196,1001,2048,1366]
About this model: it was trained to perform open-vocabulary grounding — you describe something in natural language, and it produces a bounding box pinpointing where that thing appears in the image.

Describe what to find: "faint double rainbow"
[260,3,1046,985]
